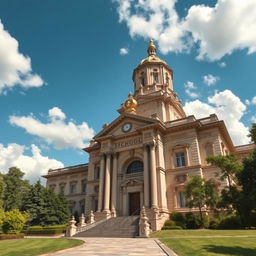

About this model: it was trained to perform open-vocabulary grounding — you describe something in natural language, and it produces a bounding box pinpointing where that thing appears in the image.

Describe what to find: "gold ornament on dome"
[123,93,137,114]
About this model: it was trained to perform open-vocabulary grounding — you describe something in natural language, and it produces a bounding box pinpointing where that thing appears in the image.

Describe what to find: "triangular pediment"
[94,113,160,139]
[121,178,143,187]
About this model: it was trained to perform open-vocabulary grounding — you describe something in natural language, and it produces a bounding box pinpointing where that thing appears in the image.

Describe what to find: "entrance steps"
[74,216,140,238]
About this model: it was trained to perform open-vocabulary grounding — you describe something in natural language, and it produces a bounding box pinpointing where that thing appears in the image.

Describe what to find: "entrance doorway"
[129,192,140,215]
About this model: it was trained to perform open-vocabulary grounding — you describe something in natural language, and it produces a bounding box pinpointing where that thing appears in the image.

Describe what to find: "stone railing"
[139,206,151,238]
[66,211,111,237]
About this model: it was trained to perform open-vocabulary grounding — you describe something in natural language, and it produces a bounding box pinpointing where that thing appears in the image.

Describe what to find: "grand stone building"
[44,40,254,230]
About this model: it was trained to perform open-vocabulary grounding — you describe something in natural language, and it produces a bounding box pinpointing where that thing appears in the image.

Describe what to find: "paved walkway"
[45,237,168,256]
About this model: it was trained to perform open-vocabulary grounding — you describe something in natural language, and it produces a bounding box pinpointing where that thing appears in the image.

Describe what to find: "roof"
[42,163,88,178]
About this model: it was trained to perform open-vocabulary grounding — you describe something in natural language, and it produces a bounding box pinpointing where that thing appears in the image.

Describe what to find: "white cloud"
[218,62,226,68]
[245,99,251,105]
[184,81,199,98]
[48,107,66,120]
[0,143,63,182]
[120,47,129,55]
[184,90,249,145]
[115,0,256,61]
[9,107,94,149]
[251,116,256,123]
[203,74,219,86]
[0,20,44,94]
[252,96,256,105]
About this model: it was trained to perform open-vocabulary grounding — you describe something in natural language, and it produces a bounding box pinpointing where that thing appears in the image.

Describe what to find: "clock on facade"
[122,123,132,133]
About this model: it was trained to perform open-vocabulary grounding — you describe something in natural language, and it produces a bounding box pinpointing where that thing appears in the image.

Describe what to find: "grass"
[0,238,84,256]
[151,230,256,256]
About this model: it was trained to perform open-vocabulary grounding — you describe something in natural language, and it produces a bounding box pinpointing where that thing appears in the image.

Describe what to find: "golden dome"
[123,93,137,114]
[140,39,167,65]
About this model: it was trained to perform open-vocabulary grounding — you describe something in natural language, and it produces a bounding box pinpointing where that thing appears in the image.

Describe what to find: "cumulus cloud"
[9,107,95,149]
[203,74,219,86]
[184,89,249,145]
[48,107,66,120]
[120,47,129,55]
[184,81,199,98]
[0,20,44,94]
[251,116,256,123]
[114,0,256,61]
[252,96,256,105]
[0,143,63,182]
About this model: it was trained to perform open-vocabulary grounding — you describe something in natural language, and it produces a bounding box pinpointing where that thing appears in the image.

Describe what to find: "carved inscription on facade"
[114,137,142,149]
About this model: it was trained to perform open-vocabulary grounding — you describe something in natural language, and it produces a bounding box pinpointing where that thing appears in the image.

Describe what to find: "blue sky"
[0,0,255,182]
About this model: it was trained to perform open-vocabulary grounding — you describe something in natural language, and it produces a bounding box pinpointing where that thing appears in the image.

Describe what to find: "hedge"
[25,224,67,235]
[0,233,24,240]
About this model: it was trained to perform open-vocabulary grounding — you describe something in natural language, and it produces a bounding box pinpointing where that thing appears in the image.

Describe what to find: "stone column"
[103,153,111,212]
[111,153,118,215]
[143,144,150,208]
[150,143,158,208]
[97,154,105,212]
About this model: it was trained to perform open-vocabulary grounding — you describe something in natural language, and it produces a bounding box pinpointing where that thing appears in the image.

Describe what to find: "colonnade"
[96,143,159,215]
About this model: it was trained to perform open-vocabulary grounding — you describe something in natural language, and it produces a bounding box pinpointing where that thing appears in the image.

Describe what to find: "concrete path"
[45,237,168,256]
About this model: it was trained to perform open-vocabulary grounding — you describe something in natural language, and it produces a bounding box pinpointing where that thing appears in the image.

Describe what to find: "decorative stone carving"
[88,210,95,224]
[66,216,77,237]
[77,213,86,228]
[139,206,151,238]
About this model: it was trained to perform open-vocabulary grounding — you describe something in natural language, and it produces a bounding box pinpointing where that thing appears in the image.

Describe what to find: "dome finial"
[123,93,137,114]
[147,39,156,56]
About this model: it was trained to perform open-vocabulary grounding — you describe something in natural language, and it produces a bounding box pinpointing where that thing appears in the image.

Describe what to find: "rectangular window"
[60,185,65,194]
[82,182,87,193]
[153,73,159,83]
[95,166,100,180]
[70,184,76,194]
[178,191,187,208]
[175,152,186,167]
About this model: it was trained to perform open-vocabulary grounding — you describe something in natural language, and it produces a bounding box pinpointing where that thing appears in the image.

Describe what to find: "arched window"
[127,161,143,174]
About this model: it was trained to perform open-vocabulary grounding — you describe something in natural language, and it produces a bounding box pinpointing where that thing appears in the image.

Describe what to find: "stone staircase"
[74,216,140,238]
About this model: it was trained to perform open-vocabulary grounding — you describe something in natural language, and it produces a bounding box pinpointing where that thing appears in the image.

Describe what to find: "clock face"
[122,123,132,133]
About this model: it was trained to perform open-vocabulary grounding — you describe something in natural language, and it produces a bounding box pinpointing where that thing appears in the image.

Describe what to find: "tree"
[248,123,256,144]
[185,175,218,227]
[206,155,241,190]
[22,181,46,225]
[0,174,5,209]
[22,181,70,226]
[236,124,256,226]
[3,167,31,211]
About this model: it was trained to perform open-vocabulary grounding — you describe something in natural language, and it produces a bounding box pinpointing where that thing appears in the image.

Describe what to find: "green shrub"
[185,212,209,229]
[162,225,183,230]
[170,212,186,228]
[2,209,28,234]
[209,218,220,229]
[164,220,176,227]
[26,224,66,235]
[218,215,241,229]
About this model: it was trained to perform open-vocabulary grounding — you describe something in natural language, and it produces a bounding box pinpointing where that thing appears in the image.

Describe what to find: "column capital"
[149,141,157,149]
[113,152,119,158]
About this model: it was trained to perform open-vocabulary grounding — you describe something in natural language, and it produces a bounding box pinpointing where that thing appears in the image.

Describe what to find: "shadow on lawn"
[203,245,256,256]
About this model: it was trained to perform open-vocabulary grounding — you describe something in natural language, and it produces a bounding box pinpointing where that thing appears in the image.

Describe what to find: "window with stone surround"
[172,144,189,168]
[177,191,187,208]
[69,182,77,194]
[81,180,87,193]
[153,72,159,83]
[94,166,100,180]
[59,183,66,194]
[205,143,214,157]
[175,152,186,167]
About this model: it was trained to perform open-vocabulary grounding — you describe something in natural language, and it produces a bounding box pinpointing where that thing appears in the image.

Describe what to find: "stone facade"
[43,40,254,231]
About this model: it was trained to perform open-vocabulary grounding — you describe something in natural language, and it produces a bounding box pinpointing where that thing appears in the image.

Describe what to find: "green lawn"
[151,230,256,256]
[0,238,84,256]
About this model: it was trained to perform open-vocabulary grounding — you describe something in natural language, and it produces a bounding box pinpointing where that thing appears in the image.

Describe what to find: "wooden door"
[129,192,140,215]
